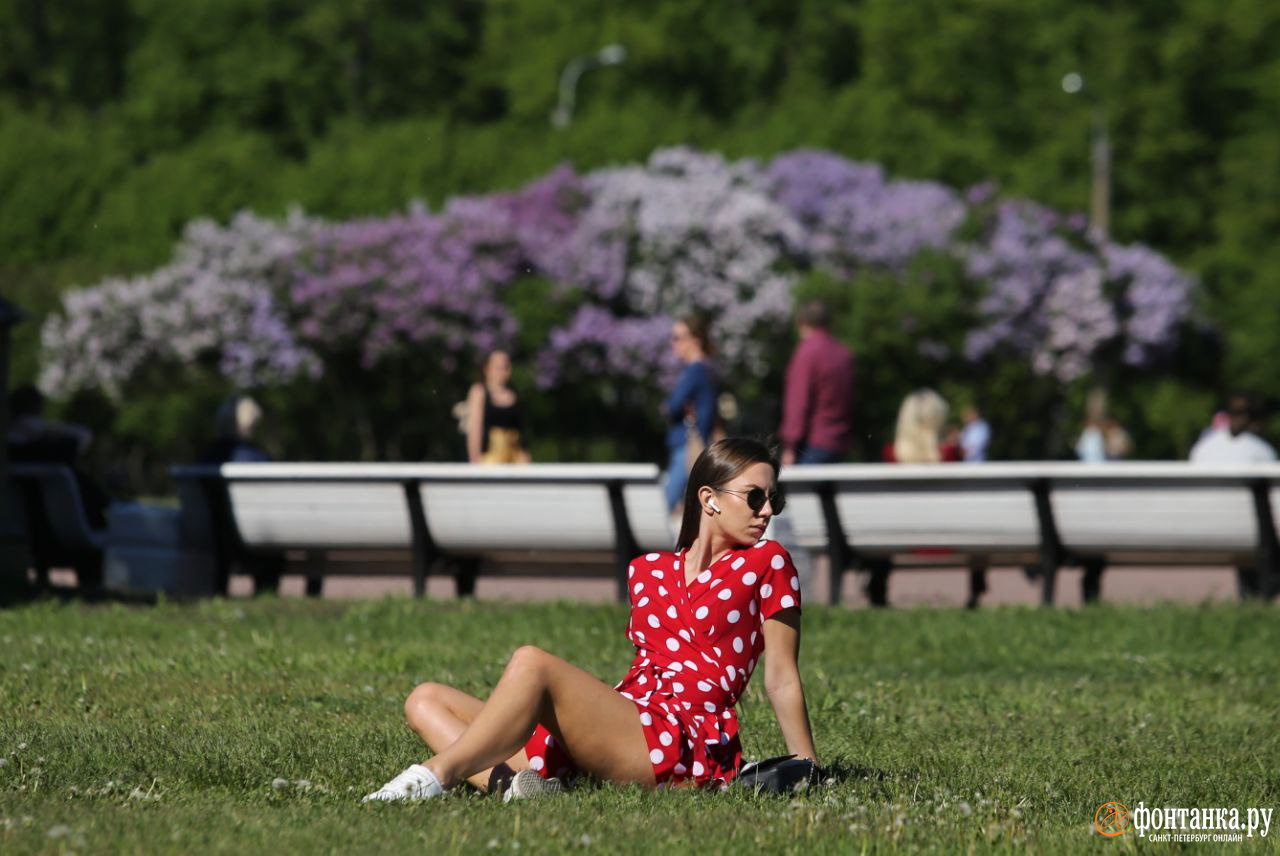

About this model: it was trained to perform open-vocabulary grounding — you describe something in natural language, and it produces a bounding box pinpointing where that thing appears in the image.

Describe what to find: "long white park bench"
[776,462,1280,605]
[13,461,1280,606]
[169,463,674,599]
[167,461,1280,606]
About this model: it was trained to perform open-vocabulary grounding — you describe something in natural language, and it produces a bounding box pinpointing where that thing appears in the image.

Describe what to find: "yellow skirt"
[480,427,525,464]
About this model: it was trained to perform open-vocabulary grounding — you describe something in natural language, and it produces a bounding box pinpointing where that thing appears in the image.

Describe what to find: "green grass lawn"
[1,596,1277,854]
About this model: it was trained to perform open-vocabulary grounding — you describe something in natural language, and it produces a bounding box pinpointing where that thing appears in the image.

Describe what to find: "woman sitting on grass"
[364,438,818,802]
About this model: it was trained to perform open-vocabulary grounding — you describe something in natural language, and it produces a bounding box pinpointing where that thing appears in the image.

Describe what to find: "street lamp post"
[551,44,627,129]
[1062,72,1111,241]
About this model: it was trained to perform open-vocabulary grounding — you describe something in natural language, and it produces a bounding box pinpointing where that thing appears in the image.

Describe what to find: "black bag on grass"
[734,755,820,795]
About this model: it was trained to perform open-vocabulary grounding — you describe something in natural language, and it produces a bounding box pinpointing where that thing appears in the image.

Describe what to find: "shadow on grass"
[819,756,902,787]
[0,575,159,609]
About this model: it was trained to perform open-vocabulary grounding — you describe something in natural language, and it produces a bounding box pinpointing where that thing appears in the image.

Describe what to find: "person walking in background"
[778,301,855,467]
[877,389,984,607]
[662,315,718,511]
[466,350,530,465]
[959,404,990,463]
[199,395,272,464]
[1189,395,1276,464]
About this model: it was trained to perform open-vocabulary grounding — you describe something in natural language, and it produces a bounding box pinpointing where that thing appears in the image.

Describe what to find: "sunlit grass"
[1,597,1277,853]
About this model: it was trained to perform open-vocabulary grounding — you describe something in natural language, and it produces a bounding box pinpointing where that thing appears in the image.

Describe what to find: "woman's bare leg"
[418,646,655,790]
[403,682,529,791]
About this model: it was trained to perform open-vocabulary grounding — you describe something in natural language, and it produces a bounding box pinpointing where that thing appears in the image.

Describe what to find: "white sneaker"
[362,764,445,803]
[503,769,564,803]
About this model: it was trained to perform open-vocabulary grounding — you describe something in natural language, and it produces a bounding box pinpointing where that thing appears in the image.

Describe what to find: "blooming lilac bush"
[535,147,805,386]
[40,210,322,398]
[962,200,1194,382]
[39,146,1196,431]
[290,206,518,374]
[765,149,967,274]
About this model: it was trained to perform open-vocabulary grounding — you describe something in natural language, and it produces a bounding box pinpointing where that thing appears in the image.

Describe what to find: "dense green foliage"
[1,597,1277,852]
[2,0,1277,472]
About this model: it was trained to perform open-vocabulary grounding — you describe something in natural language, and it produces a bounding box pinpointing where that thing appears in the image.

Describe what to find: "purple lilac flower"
[40,147,1197,407]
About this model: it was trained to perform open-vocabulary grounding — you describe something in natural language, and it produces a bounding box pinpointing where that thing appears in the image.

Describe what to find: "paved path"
[225,560,1242,608]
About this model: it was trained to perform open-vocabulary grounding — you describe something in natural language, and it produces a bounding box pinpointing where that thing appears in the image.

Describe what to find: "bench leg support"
[1249,480,1279,602]
[454,559,479,598]
[864,560,891,608]
[1040,562,1058,606]
[1081,560,1105,605]
[967,558,989,610]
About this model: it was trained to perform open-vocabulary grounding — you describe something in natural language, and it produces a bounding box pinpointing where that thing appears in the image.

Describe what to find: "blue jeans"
[665,444,688,510]
[799,446,843,465]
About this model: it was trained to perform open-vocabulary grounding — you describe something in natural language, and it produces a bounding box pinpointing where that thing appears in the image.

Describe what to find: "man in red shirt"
[779,301,856,466]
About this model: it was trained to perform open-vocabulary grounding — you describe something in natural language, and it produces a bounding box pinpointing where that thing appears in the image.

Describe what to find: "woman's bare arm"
[762,609,818,762]
[465,384,485,463]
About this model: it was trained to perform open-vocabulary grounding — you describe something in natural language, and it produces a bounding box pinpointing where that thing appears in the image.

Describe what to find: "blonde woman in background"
[883,389,959,464]
[874,389,986,608]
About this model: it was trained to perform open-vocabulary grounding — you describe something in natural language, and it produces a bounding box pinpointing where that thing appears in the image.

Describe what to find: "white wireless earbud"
[708,499,722,513]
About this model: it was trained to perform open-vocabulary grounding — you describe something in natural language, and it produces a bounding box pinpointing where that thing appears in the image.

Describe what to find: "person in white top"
[1188,396,1277,599]
[1188,396,1277,465]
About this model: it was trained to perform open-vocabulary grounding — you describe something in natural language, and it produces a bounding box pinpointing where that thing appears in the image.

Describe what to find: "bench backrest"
[227,482,412,549]
[423,483,621,551]
[779,463,1280,558]
[1051,480,1258,553]
[173,462,1280,568]
[622,483,674,552]
[174,463,669,554]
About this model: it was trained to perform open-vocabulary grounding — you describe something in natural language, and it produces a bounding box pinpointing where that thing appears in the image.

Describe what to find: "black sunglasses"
[715,486,786,515]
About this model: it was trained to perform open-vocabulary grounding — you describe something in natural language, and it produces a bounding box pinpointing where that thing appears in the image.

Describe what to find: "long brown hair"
[680,313,714,357]
[676,437,780,550]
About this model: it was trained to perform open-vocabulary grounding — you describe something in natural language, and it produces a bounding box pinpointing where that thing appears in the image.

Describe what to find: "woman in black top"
[465,350,530,464]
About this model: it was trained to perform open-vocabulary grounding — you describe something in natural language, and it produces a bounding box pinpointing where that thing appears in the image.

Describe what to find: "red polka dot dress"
[522,539,801,788]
